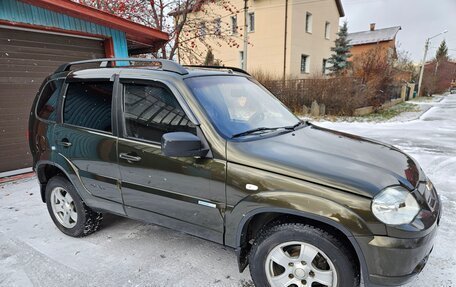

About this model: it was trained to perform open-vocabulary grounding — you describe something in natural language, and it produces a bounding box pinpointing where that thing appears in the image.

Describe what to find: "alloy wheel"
[265,241,338,287]
[50,187,78,228]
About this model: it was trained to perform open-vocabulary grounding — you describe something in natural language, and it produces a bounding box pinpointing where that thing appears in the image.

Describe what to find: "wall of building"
[287,0,340,78]
[0,0,129,57]
[349,40,395,61]
[423,60,456,94]
[178,0,287,77]
[179,0,341,79]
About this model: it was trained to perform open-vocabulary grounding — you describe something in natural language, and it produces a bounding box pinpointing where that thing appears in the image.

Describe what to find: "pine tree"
[204,49,215,65]
[203,49,221,66]
[327,22,352,74]
[435,40,449,62]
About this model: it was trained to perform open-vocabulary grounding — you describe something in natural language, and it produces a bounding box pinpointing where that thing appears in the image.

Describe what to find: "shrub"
[251,71,370,116]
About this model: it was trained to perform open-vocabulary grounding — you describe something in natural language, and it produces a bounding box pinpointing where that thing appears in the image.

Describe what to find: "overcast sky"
[340,0,456,63]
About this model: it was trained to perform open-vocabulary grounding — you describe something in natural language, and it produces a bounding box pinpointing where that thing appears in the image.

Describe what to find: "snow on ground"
[319,94,456,287]
[1,95,455,287]
[0,177,252,287]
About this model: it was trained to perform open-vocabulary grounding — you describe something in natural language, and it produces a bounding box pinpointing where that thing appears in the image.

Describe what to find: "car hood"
[226,123,421,198]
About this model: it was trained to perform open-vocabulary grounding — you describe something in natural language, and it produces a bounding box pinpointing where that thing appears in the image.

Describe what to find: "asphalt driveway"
[1,94,455,287]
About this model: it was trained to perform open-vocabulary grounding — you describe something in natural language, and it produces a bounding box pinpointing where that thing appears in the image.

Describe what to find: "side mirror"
[161,132,209,158]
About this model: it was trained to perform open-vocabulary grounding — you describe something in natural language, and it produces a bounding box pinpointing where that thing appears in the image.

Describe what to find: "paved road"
[1,95,455,287]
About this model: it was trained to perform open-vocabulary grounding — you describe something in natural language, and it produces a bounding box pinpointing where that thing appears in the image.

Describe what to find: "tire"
[249,223,359,287]
[45,175,102,237]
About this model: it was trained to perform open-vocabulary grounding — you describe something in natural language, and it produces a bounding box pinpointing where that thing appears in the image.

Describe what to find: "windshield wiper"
[283,121,306,130]
[231,127,281,138]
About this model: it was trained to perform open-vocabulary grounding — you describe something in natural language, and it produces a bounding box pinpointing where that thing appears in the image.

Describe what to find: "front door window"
[123,83,196,143]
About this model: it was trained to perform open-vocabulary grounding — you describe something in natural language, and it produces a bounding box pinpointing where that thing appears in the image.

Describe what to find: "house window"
[231,16,238,34]
[305,12,312,33]
[199,22,206,37]
[322,59,327,74]
[325,22,330,39]
[214,18,221,35]
[301,55,309,73]
[239,51,244,68]
[248,12,255,32]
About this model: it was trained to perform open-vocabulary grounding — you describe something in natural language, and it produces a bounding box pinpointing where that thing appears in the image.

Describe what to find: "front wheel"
[45,175,102,237]
[249,223,359,287]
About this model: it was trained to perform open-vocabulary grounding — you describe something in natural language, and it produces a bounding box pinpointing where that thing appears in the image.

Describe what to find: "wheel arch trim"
[35,160,83,203]
[233,206,373,286]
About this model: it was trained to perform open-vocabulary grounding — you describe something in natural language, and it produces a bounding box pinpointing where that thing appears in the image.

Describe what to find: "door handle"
[56,138,72,147]
[119,153,142,163]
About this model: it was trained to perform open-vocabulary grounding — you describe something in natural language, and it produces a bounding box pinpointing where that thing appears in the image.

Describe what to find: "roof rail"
[55,58,189,75]
[183,65,250,76]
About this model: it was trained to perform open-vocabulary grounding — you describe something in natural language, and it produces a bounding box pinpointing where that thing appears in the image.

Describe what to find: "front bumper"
[357,228,437,286]
[357,193,441,286]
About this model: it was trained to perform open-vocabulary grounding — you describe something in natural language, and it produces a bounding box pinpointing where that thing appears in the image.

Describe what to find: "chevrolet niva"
[29,58,441,287]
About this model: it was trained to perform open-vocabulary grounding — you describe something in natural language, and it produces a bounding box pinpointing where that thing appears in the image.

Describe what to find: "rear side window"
[64,82,113,133]
[123,83,196,143]
[36,79,63,121]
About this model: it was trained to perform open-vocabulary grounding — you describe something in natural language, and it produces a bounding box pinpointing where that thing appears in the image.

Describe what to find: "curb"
[0,172,36,184]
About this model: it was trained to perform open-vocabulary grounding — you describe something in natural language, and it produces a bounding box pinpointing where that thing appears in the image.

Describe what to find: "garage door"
[0,27,105,172]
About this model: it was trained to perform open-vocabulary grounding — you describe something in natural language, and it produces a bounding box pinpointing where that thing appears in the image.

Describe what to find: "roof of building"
[19,0,169,49]
[348,26,401,46]
[335,0,345,17]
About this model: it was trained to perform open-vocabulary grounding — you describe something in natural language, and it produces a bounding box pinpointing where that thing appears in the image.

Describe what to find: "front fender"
[225,191,373,248]
[225,191,379,286]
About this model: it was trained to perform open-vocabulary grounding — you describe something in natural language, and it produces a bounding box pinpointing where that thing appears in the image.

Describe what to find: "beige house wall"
[288,0,341,78]
[178,0,341,79]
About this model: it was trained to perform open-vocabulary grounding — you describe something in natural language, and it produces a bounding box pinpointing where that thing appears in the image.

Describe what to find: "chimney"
[370,23,376,31]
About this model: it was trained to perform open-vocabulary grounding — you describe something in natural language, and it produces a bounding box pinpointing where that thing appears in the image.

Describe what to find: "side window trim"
[118,79,198,145]
[35,77,65,123]
[112,73,121,138]
[61,79,115,135]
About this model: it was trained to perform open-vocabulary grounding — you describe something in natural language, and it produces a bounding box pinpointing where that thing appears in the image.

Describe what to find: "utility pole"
[282,0,289,79]
[417,30,448,97]
[243,0,248,71]
[417,39,429,97]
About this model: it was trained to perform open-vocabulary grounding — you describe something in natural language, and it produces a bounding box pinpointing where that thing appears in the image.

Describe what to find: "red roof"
[19,0,169,47]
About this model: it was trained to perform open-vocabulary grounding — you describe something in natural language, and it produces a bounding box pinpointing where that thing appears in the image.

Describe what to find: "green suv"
[29,58,441,287]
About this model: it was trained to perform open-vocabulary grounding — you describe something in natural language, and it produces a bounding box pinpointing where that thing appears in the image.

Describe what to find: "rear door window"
[36,79,64,122]
[63,82,113,133]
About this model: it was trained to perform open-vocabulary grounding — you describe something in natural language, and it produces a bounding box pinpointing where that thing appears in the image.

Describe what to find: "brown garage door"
[0,27,105,172]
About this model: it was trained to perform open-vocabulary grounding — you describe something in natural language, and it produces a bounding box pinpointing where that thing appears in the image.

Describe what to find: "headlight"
[372,186,420,225]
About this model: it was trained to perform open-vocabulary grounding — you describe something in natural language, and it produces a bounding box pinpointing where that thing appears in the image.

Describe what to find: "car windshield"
[185,76,300,139]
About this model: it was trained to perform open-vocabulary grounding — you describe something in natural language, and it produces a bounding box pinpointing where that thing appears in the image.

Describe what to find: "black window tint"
[64,82,113,132]
[37,79,63,121]
[124,83,196,142]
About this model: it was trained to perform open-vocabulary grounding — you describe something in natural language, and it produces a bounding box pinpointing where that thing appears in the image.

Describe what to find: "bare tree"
[73,0,240,61]
[352,46,396,107]
[395,50,417,77]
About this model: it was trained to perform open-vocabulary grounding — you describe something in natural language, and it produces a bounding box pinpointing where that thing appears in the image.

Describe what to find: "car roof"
[53,58,249,81]
[60,66,248,82]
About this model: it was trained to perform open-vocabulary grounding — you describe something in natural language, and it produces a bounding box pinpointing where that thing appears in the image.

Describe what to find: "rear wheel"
[249,223,359,287]
[45,175,102,237]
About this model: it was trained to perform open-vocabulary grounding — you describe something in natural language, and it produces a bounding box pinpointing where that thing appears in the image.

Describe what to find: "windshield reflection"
[185,76,299,139]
